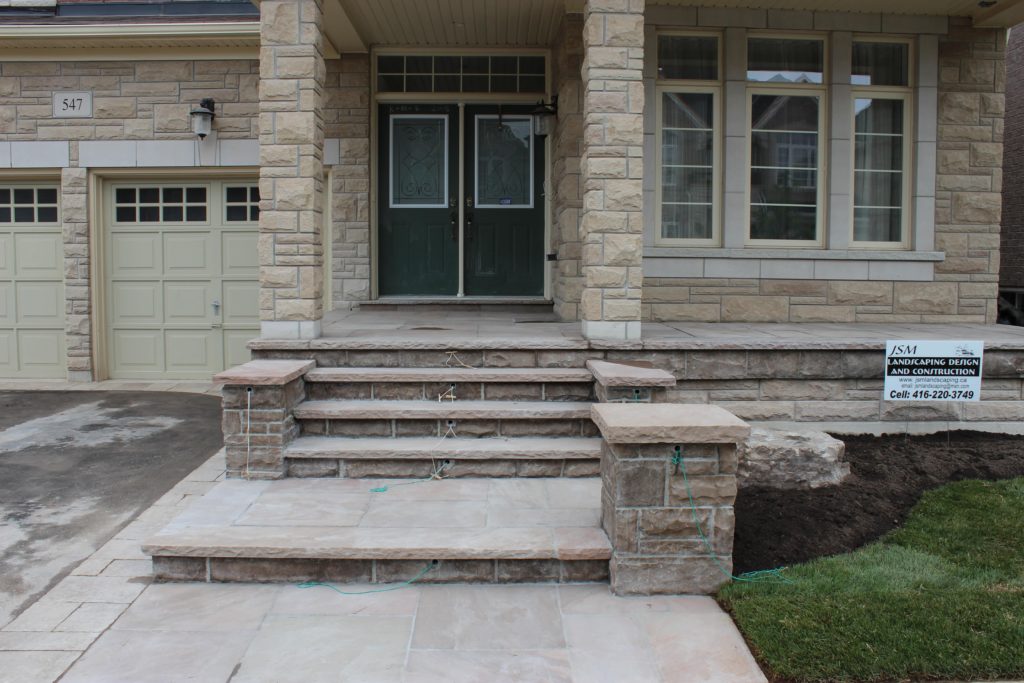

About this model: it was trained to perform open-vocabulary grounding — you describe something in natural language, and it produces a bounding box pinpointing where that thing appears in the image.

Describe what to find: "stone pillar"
[579,0,645,340]
[217,360,313,479]
[592,403,749,595]
[258,0,327,339]
[61,167,92,381]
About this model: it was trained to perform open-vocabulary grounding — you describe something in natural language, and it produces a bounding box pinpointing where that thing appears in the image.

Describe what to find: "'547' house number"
[52,92,93,118]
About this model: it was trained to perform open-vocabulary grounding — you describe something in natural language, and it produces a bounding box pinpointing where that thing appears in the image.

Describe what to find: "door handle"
[211,299,221,315]
[465,212,474,242]
[450,211,458,242]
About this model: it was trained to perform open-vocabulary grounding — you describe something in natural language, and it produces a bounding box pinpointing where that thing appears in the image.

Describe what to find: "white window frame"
[850,36,915,250]
[654,30,722,247]
[223,184,261,224]
[388,113,449,209]
[0,184,61,227]
[744,33,828,248]
[111,183,212,226]
[473,114,534,209]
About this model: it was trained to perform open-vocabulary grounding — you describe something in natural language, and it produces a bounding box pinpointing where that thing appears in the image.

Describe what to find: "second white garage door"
[105,180,259,380]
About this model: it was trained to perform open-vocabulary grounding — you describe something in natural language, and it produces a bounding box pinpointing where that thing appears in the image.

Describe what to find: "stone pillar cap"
[591,403,750,444]
[214,360,314,386]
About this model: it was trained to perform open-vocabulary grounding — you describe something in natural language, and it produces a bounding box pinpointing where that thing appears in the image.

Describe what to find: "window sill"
[644,247,945,262]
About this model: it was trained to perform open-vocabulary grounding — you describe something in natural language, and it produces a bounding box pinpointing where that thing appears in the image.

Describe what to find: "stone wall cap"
[591,404,750,444]
[586,359,676,387]
[214,360,314,386]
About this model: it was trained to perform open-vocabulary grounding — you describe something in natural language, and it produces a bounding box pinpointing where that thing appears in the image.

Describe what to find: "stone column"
[258,0,327,339]
[62,167,92,381]
[579,0,645,340]
[592,403,749,595]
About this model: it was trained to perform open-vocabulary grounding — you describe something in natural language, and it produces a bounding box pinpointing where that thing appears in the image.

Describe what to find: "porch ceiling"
[323,0,1022,52]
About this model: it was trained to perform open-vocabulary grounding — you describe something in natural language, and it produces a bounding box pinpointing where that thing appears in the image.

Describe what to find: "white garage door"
[0,185,67,378]
[105,180,259,379]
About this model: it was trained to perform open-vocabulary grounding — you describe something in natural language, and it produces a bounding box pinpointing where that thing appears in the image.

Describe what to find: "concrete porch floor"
[311,308,1024,350]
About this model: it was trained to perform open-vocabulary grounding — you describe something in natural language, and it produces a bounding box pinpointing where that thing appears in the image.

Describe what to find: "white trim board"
[0,139,260,170]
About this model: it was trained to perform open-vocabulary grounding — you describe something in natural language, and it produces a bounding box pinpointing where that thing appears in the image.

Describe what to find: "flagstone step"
[283,436,603,478]
[304,367,595,401]
[295,400,593,420]
[145,477,610,584]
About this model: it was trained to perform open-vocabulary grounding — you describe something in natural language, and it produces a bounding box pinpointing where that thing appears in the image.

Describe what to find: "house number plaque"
[52,91,93,118]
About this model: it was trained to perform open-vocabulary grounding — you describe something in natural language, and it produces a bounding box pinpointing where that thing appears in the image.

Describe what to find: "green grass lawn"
[718,477,1024,683]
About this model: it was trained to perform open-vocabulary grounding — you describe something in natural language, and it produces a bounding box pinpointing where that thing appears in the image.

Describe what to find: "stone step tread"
[286,436,603,460]
[294,399,594,420]
[145,525,611,562]
[306,367,594,383]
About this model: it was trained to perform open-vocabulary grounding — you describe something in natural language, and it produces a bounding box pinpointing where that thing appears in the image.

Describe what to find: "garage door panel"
[16,282,63,325]
[165,330,220,373]
[0,235,12,279]
[165,233,214,275]
[223,330,253,368]
[112,330,164,374]
[111,282,162,325]
[14,233,62,279]
[18,330,64,377]
[0,331,15,373]
[222,280,259,325]
[0,283,14,325]
[111,234,161,277]
[164,282,213,325]
[222,232,258,275]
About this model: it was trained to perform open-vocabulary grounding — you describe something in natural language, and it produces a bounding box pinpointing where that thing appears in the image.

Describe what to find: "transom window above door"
[376,54,546,94]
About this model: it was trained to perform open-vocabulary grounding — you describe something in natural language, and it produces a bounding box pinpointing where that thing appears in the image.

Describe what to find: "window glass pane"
[852,42,909,86]
[162,187,183,203]
[660,92,715,241]
[854,98,905,242]
[490,76,517,93]
[13,189,33,204]
[462,75,488,92]
[378,56,404,73]
[435,75,460,92]
[186,206,206,221]
[405,56,432,74]
[658,35,718,80]
[0,207,9,222]
[115,188,135,204]
[162,206,183,222]
[520,56,546,75]
[37,188,58,204]
[378,75,403,92]
[476,117,532,207]
[139,205,159,222]
[250,187,260,201]
[491,56,516,74]
[0,189,9,203]
[406,75,432,92]
[116,206,135,222]
[13,207,33,222]
[139,187,159,203]
[749,94,819,241]
[186,187,206,203]
[37,206,58,223]
[748,38,824,84]
[462,56,488,74]
[519,76,546,93]
[250,206,260,221]
[226,187,247,203]
[226,205,248,222]
[391,117,447,207]
[854,207,902,242]
[435,56,461,73]
[750,205,817,241]
[662,204,712,240]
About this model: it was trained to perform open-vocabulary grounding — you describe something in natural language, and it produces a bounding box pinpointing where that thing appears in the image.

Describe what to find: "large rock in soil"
[737,428,850,490]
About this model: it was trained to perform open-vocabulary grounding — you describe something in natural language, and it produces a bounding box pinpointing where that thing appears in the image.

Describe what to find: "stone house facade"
[0,0,1017,380]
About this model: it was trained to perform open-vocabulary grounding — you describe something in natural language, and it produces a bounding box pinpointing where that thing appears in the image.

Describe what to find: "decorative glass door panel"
[378,104,459,295]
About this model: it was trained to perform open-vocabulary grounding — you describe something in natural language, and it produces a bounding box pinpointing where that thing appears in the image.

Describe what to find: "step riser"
[285,457,601,479]
[254,349,601,369]
[153,556,609,584]
[300,418,600,438]
[306,381,594,402]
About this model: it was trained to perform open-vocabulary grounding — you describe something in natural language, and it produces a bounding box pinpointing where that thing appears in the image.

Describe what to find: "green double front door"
[378,103,545,297]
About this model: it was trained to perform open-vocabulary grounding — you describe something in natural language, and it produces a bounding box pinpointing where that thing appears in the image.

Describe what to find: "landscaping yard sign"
[884,340,984,401]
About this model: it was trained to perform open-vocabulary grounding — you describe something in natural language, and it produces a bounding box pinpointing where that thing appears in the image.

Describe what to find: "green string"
[671,446,792,585]
[296,560,437,595]
[369,461,452,493]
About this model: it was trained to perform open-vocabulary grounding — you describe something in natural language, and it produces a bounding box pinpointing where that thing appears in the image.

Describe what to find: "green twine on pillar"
[671,445,792,585]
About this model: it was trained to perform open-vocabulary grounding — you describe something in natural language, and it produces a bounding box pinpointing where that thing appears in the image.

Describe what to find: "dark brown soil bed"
[733,430,1024,574]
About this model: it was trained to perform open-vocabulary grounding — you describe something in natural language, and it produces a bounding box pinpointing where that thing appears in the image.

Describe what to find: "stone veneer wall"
[551,15,585,321]
[999,24,1024,290]
[0,59,259,144]
[324,55,371,306]
[641,18,1005,324]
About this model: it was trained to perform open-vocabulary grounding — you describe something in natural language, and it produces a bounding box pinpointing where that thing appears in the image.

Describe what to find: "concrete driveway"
[0,391,223,628]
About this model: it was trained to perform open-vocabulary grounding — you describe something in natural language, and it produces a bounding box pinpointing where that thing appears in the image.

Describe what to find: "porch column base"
[582,320,642,341]
[260,319,323,340]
